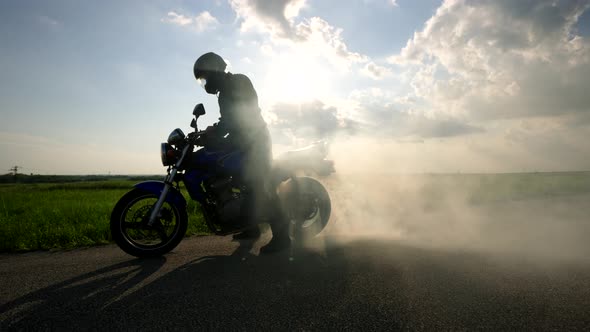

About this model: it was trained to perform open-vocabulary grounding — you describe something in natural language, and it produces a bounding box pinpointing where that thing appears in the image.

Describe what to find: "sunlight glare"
[261,53,331,104]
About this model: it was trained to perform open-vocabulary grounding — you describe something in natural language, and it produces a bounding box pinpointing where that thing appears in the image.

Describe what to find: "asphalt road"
[1,230,589,331]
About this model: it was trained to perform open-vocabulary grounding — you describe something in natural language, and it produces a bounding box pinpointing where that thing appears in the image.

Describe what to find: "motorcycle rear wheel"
[110,188,188,257]
[283,177,331,239]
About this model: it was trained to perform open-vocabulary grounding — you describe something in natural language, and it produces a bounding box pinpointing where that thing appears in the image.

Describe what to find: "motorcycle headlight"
[167,128,185,146]
[160,143,178,166]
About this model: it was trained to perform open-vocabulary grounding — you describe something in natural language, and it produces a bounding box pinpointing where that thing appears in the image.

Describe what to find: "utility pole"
[9,166,20,182]
[9,166,20,175]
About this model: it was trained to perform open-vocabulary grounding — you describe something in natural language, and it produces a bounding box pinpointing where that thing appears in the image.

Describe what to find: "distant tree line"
[0,174,163,184]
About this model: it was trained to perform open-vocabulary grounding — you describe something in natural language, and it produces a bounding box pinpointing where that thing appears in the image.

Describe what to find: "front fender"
[134,181,187,209]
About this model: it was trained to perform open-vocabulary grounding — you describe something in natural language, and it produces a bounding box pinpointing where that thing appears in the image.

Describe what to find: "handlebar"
[187,130,211,147]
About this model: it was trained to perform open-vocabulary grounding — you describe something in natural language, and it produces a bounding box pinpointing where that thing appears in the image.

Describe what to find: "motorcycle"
[110,103,335,257]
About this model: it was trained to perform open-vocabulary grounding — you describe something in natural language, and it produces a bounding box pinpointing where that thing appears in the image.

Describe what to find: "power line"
[19,166,50,174]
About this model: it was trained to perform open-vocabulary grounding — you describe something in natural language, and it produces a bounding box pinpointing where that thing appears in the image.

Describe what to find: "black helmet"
[193,52,227,79]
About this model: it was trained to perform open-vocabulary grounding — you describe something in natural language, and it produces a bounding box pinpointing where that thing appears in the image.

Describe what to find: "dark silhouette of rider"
[193,52,290,253]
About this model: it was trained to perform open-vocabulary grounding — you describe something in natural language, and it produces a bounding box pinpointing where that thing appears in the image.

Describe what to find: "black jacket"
[216,73,267,147]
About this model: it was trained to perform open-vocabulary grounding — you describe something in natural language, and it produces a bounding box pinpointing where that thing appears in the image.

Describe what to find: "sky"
[1,0,590,174]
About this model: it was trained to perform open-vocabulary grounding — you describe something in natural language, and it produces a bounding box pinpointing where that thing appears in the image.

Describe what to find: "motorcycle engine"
[207,177,244,224]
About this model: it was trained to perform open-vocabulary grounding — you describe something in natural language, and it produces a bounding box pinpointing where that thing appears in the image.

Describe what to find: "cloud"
[230,0,306,37]
[294,17,367,70]
[161,11,219,32]
[195,11,220,32]
[352,103,484,139]
[265,96,484,146]
[235,0,590,172]
[406,117,484,138]
[267,100,355,144]
[360,61,392,80]
[230,0,367,71]
[390,0,590,120]
[375,0,590,173]
[329,116,590,174]
[161,11,192,26]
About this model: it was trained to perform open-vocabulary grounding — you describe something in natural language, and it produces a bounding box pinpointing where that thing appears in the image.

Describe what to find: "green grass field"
[1,172,589,252]
[0,180,209,252]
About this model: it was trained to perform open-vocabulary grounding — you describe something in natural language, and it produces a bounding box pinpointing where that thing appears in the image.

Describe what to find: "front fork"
[147,144,191,226]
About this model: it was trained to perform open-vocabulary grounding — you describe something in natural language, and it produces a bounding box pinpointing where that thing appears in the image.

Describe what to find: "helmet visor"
[197,78,206,88]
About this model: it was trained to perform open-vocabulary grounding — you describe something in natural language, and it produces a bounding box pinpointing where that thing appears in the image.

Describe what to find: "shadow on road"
[0,256,167,330]
[2,238,589,330]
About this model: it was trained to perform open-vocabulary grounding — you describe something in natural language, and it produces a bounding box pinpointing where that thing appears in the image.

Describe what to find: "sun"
[261,53,331,104]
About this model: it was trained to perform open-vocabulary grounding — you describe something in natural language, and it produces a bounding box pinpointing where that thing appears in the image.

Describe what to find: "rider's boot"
[260,220,291,254]
[232,225,261,240]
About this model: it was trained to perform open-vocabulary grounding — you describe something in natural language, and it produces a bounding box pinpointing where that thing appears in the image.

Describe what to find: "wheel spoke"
[153,223,169,242]
[123,222,145,230]
[115,192,183,251]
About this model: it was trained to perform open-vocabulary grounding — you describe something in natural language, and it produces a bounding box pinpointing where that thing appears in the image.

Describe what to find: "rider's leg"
[240,131,291,252]
[260,200,291,254]
[233,188,261,240]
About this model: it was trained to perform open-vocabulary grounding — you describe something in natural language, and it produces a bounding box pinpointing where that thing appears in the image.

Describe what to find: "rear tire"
[110,188,188,257]
[281,177,331,240]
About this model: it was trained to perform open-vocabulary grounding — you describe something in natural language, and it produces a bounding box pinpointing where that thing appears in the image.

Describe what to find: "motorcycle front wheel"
[110,188,188,257]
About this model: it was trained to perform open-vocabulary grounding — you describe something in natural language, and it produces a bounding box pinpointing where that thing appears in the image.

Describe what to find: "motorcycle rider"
[193,52,291,253]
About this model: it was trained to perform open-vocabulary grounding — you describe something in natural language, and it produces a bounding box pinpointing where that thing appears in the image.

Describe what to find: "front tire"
[110,188,188,257]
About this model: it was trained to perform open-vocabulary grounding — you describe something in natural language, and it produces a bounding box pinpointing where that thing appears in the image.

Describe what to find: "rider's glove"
[205,125,217,137]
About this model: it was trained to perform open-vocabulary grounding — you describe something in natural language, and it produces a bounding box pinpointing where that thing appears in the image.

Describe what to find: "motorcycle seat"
[276,141,328,162]
[271,141,334,182]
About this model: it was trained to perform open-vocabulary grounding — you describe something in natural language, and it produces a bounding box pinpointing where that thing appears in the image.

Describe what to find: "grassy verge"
[0,180,209,252]
[1,172,589,252]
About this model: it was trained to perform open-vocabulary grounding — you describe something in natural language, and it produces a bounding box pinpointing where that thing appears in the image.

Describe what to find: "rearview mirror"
[193,103,206,116]
[190,118,197,128]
